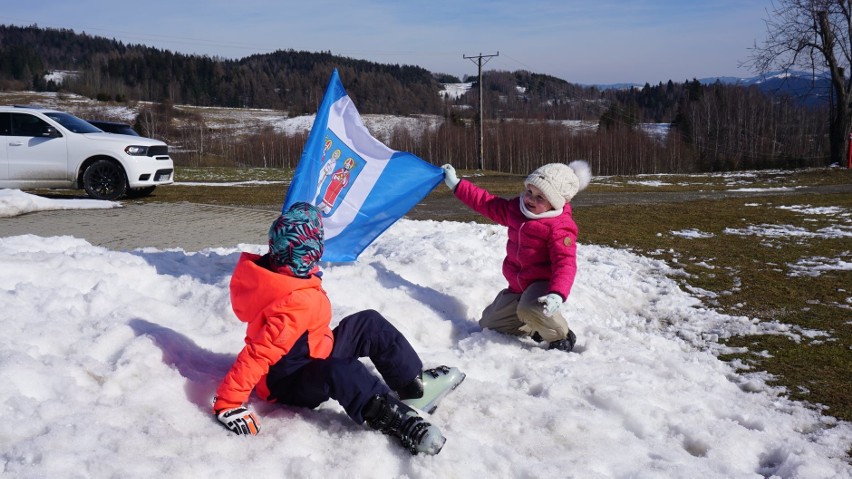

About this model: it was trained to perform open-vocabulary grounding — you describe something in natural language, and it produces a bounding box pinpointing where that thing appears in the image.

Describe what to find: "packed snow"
[0,191,850,478]
[0,189,120,218]
[438,82,473,100]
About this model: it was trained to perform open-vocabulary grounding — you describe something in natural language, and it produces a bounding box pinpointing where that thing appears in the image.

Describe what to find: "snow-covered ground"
[0,189,121,218]
[439,82,473,100]
[1,89,670,144]
[1,190,850,478]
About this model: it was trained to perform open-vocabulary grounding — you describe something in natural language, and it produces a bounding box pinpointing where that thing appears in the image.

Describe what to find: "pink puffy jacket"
[454,180,579,300]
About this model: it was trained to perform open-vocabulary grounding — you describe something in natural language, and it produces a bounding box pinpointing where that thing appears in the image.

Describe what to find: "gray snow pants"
[479,281,570,343]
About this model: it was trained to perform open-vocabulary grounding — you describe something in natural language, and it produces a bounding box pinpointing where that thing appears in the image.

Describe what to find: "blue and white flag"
[283,69,444,262]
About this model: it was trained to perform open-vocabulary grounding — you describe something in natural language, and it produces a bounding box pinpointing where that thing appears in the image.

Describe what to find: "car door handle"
[9,141,23,146]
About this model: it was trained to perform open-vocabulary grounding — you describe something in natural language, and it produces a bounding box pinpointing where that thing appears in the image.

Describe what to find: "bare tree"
[749,0,851,165]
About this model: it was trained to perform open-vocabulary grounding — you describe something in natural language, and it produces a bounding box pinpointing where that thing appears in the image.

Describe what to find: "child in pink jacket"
[441,161,592,352]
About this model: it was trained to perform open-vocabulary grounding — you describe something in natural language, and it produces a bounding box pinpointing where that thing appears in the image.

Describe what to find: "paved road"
[2,183,849,251]
[1,202,280,251]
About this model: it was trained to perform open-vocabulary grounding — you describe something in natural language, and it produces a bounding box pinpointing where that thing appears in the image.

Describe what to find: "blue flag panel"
[283,69,443,261]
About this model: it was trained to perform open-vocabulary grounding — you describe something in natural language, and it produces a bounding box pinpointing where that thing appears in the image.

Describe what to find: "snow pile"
[0,192,849,478]
[0,189,120,218]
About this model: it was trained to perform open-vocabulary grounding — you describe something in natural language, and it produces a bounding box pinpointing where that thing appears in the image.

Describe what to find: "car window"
[0,113,10,136]
[43,112,102,134]
[88,121,141,136]
[11,113,52,137]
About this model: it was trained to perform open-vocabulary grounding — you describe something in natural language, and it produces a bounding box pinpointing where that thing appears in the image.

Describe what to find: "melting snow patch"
[724,224,852,240]
[777,205,848,216]
[671,229,715,239]
[788,255,852,277]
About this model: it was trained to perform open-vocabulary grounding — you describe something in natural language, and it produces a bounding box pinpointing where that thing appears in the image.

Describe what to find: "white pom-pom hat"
[524,160,592,210]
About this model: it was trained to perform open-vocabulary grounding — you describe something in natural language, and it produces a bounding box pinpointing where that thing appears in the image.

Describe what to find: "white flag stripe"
[323,95,392,239]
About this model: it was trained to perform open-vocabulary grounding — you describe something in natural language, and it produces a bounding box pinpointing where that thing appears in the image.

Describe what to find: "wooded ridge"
[0,24,834,174]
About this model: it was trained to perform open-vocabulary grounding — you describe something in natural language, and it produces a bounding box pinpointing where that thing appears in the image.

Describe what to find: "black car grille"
[147,145,169,157]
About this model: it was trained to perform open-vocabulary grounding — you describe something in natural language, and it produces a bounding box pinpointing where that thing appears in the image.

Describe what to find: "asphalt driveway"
[0,202,279,251]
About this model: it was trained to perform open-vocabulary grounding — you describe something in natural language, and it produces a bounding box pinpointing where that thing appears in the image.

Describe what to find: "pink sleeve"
[547,221,578,300]
[454,180,512,226]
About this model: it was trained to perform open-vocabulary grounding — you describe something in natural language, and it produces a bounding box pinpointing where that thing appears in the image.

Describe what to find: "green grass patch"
[572,191,852,422]
[592,166,852,192]
[175,166,295,182]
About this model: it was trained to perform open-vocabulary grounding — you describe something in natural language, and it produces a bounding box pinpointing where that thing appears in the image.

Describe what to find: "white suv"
[0,106,174,200]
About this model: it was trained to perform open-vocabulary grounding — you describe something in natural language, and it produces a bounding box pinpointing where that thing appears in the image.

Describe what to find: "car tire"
[125,186,157,198]
[82,159,127,200]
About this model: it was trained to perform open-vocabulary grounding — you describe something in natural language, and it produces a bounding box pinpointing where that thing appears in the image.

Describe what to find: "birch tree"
[750,0,852,165]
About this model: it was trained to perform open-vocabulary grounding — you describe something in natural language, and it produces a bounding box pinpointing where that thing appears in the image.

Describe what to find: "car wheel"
[82,159,127,200]
[126,186,157,198]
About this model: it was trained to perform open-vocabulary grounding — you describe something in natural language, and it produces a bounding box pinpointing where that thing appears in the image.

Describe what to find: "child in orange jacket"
[212,202,463,455]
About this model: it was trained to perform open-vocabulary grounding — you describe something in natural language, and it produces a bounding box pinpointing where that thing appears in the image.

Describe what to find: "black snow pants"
[264,309,422,423]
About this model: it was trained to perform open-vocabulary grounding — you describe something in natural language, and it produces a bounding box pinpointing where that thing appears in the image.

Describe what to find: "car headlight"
[125,145,149,156]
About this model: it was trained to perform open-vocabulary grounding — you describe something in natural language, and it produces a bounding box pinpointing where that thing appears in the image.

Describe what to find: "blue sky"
[1,0,773,85]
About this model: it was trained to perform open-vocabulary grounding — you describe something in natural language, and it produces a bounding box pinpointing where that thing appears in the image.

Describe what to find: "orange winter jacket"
[213,252,334,412]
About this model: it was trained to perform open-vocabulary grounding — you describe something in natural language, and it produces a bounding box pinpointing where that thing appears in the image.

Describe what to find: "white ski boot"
[398,366,466,414]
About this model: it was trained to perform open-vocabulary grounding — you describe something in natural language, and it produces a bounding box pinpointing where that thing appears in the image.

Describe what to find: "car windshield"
[43,112,103,134]
[91,122,140,136]
[115,126,140,136]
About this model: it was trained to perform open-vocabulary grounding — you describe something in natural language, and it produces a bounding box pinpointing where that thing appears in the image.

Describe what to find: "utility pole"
[464,52,498,170]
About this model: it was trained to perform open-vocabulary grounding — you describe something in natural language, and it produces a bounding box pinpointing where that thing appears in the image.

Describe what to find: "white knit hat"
[524,160,592,210]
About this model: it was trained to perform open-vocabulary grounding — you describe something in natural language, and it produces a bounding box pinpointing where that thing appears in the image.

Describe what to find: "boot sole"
[402,368,466,414]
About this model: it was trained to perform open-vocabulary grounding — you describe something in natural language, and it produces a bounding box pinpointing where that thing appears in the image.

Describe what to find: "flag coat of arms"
[283,69,443,261]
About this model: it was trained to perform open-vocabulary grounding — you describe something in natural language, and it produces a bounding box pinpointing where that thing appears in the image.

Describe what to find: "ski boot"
[363,393,446,455]
[397,366,466,414]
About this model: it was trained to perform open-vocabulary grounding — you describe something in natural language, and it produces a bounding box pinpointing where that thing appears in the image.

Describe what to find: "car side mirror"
[42,126,62,138]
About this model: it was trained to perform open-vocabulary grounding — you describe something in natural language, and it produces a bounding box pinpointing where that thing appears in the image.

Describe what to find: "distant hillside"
[0,24,831,138]
[0,24,611,119]
[592,71,831,106]
[712,71,831,106]
[0,24,447,115]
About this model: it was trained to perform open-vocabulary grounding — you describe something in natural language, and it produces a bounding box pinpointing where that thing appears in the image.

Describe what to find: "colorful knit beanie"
[268,202,324,277]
